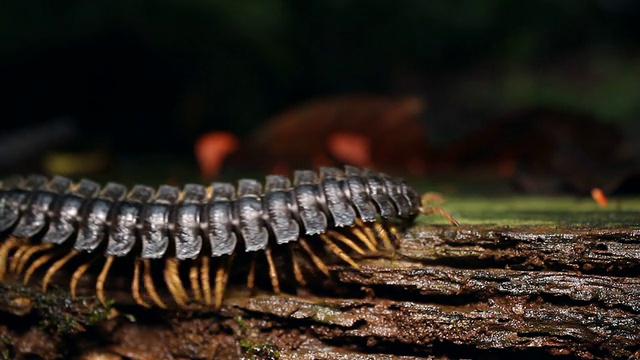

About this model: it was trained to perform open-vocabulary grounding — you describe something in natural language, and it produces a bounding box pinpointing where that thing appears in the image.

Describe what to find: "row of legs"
[0,219,399,310]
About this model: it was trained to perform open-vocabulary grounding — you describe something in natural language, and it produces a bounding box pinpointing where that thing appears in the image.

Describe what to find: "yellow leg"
[143,259,167,309]
[23,252,56,285]
[189,261,202,302]
[71,259,94,299]
[163,258,189,308]
[16,243,54,274]
[291,251,306,286]
[389,226,402,244]
[373,222,394,250]
[351,227,378,251]
[213,256,232,310]
[201,256,212,307]
[9,245,30,273]
[298,238,330,277]
[326,230,366,255]
[264,247,280,294]
[0,237,20,281]
[355,219,379,250]
[42,250,78,292]
[246,253,256,293]
[97,256,115,307]
[132,259,150,308]
[319,234,359,268]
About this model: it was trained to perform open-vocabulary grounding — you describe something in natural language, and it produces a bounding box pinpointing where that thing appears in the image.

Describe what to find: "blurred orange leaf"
[194,131,239,180]
[591,187,608,208]
[327,132,373,169]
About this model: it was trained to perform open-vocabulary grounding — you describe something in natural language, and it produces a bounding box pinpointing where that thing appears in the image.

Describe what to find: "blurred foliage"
[430,195,640,227]
[1,0,639,155]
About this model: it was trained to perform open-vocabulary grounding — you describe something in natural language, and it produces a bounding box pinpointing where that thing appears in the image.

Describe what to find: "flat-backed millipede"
[0,166,457,310]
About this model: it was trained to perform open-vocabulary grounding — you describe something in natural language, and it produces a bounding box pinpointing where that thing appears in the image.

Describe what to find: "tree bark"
[1,225,639,359]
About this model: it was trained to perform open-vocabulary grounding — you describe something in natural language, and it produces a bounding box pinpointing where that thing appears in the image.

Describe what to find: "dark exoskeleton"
[0,166,442,310]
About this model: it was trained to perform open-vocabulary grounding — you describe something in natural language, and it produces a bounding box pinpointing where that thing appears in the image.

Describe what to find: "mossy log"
[1,225,639,359]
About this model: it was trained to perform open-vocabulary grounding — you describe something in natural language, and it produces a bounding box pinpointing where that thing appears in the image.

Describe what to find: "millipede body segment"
[0,166,437,310]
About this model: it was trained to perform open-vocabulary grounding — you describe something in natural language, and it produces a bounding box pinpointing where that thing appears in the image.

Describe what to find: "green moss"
[33,290,109,335]
[235,316,279,359]
[234,315,248,333]
[240,341,280,360]
[0,349,10,360]
[0,333,12,360]
[416,194,640,228]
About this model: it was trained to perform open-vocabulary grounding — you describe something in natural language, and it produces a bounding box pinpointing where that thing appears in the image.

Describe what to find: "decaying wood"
[1,225,639,359]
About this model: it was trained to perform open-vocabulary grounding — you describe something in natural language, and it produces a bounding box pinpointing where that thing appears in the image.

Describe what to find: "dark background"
[1,1,640,185]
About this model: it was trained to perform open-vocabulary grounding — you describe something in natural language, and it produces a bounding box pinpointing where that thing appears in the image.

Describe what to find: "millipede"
[0,166,457,310]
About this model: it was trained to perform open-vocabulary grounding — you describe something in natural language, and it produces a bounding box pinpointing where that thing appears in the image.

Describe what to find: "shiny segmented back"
[0,166,420,261]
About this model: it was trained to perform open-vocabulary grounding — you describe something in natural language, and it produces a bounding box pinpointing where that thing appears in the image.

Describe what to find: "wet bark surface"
[1,225,640,359]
